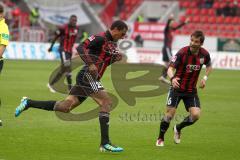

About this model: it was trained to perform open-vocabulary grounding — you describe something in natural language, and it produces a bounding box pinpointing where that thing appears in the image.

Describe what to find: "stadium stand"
[177,0,240,38]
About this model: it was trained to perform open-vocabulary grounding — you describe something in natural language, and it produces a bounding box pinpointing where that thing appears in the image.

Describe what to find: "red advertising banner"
[131,22,165,41]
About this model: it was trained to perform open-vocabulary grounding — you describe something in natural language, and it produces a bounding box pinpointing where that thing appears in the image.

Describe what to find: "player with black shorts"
[48,15,79,92]
[159,16,189,83]
[156,30,212,147]
[15,20,128,152]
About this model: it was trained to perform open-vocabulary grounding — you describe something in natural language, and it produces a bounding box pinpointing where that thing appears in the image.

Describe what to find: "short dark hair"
[110,20,128,31]
[70,14,77,19]
[0,4,4,14]
[191,30,205,43]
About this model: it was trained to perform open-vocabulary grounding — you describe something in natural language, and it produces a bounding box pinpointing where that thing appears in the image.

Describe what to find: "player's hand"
[185,18,190,24]
[199,79,206,89]
[171,77,180,89]
[88,64,98,78]
[48,48,52,52]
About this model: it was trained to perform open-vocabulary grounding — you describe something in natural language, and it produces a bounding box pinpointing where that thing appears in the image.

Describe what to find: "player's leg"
[159,47,171,84]
[174,95,201,144]
[90,90,123,152]
[0,58,3,125]
[156,88,181,147]
[15,95,81,117]
[64,52,72,91]
[0,58,3,74]
[48,50,66,91]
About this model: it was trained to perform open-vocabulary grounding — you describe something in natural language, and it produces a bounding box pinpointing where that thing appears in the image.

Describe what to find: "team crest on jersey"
[88,35,95,41]
[171,56,177,63]
[200,58,204,64]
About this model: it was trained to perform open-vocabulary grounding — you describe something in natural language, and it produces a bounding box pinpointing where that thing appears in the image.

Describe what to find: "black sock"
[158,117,170,140]
[66,74,72,90]
[99,112,110,145]
[161,67,168,78]
[176,116,195,131]
[27,99,56,111]
[0,59,4,73]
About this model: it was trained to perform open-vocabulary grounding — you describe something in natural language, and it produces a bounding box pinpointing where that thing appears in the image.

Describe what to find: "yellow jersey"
[0,18,9,46]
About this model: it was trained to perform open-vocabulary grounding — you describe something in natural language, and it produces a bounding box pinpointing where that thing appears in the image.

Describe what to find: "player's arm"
[199,54,212,89]
[0,44,6,72]
[0,26,9,72]
[171,18,189,31]
[48,28,62,52]
[77,35,104,77]
[168,66,180,88]
[167,51,182,88]
[0,44,6,58]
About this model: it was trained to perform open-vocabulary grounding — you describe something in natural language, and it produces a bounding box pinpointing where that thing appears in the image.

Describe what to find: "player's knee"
[54,100,73,113]
[99,98,112,112]
[191,112,200,121]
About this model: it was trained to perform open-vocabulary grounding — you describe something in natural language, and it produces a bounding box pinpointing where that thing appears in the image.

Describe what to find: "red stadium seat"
[200,8,208,15]
[210,24,218,31]
[192,8,200,15]
[182,1,191,8]
[216,16,224,23]
[225,17,232,24]
[200,16,208,23]
[207,16,216,23]
[192,15,200,23]
[208,9,215,16]
[213,2,221,9]
[185,8,192,15]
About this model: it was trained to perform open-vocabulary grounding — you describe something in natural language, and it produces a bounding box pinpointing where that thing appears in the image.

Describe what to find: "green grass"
[0,60,240,160]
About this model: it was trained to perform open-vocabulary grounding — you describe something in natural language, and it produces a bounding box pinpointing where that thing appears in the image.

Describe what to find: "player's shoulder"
[89,33,105,42]
[177,46,189,55]
[200,47,210,56]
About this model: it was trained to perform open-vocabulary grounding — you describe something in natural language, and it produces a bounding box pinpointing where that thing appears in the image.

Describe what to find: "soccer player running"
[159,16,189,84]
[15,20,128,152]
[47,15,79,92]
[156,30,212,147]
[0,4,10,125]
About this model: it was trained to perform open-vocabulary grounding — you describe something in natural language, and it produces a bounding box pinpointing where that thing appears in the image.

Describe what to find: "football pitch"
[0,60,240,160]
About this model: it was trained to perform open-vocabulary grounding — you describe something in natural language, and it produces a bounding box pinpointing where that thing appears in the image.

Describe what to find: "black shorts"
[166,87,200,111]
[69,71,104,102]
[162,46,172,62]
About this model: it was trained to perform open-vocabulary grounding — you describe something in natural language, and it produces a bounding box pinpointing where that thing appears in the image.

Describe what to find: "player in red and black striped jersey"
[15,20,128,152]
[156,30,213,147]
[48,15,79,91]
[159,16,189,83]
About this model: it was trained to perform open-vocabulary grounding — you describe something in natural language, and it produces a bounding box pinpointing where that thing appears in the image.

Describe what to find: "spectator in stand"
[79,29,89,43]
[115,0,124,17]
[29,5,40,26]
[222,2,232,17]
[202,0,214,9]
[134,34,144,47]
[136,13,144,23]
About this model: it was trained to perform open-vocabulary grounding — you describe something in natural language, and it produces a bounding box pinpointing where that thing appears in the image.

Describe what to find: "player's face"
[112,28,127,41]
[190,36,202,53]
[69,16,77,27]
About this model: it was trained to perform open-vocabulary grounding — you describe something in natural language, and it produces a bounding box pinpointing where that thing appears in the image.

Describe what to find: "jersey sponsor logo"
[1,33,9,40]
[186,64,200,72]
[171,55,177,62]
[88,35,95,41]
[69,29,78,36]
